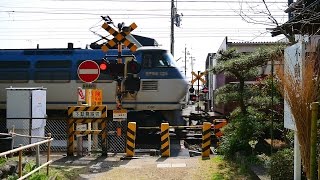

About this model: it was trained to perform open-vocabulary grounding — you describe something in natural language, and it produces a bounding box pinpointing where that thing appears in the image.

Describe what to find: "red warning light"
[100,63,107,70]
[127,60,141,74]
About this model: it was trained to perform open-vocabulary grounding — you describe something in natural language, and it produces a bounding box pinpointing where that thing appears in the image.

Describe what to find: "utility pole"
[184,46,187,77]
[170,0,174,56]
[197,71,200,113]
[288,0,293,20]
[191,56,194,72]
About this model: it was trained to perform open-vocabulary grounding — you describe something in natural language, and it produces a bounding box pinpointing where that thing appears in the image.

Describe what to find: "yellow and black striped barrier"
[202,122,211,158]
[213,119,227,138]
[126,122,136,157]
[74,130,102,135]
[67,105,107,156]
[101,119,107,155]
[67,119,75,156]
[160,123,170,157]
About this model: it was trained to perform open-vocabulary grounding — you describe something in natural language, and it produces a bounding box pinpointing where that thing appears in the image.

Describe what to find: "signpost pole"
[77,87,83,156]
[87,88,92,154]
[92,89,99,150]
[197,71,200,113]
[294,131,301,180]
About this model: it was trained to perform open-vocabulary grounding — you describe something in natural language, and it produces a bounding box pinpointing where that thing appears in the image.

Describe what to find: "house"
[205,36,285,115]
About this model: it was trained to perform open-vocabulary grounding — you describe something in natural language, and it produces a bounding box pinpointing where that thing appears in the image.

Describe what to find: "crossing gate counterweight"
[67,105,107,156]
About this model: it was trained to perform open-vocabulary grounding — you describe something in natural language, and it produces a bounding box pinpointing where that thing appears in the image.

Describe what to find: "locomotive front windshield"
[139,50,177,68]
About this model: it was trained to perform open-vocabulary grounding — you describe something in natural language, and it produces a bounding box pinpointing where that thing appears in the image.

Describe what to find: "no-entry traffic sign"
[78,60,100,83]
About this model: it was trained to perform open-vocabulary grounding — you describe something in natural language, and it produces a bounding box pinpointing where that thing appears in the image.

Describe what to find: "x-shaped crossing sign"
[101,22,138,52]
[191,71,207,85]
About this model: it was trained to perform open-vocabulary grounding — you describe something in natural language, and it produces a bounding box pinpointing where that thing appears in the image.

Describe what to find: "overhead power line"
[0,6,285,12]
[0,10,286,16]
[0,35,273,40]
[47,0,287,3]
[0,29,271,33]
[0,32,270,36]
[0,27,276,30]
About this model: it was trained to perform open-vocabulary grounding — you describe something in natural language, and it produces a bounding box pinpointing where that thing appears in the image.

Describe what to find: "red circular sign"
[77,60,100,83]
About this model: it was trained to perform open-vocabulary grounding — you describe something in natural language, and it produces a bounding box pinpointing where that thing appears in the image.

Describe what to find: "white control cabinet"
[6,87,47,147]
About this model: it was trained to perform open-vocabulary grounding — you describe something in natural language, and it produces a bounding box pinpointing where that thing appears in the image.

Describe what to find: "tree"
[235,0,296,43]
[212,46,283,114]
[211,45,284,157]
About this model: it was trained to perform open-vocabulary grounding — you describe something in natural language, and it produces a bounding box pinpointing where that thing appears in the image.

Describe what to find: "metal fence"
[107,119,126,153]
[0,117,67,152]
[0,116,127,153]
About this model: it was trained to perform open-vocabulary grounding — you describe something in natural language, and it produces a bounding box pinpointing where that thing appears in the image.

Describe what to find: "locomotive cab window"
[141,50,176,68]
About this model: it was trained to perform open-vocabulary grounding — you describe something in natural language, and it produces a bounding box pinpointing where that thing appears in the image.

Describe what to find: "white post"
[93,122,98,150]
[35,145,40,167]
[76,126,83,156]
[77,87,83,156]
[294,130,301,180]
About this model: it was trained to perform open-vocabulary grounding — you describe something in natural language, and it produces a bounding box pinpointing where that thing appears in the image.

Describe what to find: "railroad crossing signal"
[189,94,197,101]
[101,22,138,52]
[202,86,209,93]
[191,71,206,85]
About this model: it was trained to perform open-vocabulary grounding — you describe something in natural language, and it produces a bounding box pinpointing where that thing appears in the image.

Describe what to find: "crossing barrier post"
[202,122,211,158]
[126,122,136,157]
[160,123,170,157]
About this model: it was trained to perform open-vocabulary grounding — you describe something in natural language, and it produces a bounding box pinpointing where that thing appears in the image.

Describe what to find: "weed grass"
[196,155,252,180]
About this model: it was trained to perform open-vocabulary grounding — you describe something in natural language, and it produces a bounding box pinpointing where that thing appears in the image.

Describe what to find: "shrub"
[269,148,294,179]
[217,114,253,157]
[217,111,266,158]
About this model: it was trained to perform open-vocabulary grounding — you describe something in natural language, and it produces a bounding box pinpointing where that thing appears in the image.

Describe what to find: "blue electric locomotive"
[0,46,188,126]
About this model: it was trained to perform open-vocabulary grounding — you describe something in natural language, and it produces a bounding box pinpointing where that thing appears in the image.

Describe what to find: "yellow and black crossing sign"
[67,105,107,156]
[191,71,207,85]
[160,123,170,157]
[101,22,138,52]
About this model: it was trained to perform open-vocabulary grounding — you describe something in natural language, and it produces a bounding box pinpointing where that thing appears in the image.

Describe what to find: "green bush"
[0,158,6,167]
[217,111,265,158]
[269,148,294,179]
[218,116,251,157]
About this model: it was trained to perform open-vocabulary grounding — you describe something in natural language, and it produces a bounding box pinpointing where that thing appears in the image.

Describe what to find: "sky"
[0,0,287,79]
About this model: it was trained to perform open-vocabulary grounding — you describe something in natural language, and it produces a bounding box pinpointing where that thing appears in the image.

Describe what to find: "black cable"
[34,0,287,3]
